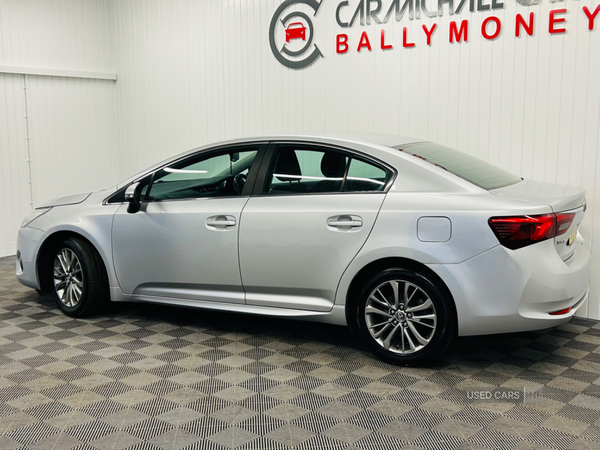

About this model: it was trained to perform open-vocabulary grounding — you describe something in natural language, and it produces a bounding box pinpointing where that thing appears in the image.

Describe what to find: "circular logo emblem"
[269,0,323,69]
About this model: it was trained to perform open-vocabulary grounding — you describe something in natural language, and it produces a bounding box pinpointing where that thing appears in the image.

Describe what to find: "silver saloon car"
[16,134,591,365]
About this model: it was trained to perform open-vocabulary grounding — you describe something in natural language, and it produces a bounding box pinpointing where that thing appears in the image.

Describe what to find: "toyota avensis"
[16,134,590,365]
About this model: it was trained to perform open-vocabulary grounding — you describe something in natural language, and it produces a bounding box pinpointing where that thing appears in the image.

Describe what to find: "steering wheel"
[233,173,247,195]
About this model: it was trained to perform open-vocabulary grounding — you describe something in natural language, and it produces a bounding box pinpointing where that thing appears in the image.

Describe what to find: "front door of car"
[112,145,264,304]
[238,143,393,312]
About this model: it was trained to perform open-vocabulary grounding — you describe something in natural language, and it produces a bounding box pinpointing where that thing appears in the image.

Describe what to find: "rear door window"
[265,145,390,195]
[345,158,387,192]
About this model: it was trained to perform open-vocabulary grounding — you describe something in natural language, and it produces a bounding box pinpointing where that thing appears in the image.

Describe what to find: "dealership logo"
[269,0,323,69]
[270,0,599,68]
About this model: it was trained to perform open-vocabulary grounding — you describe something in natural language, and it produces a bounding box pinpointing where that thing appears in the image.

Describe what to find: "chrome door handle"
[327,215,363,229]
[206,215,236,229]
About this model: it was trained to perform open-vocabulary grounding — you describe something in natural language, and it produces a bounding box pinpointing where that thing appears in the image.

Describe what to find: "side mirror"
[125,182,142,213]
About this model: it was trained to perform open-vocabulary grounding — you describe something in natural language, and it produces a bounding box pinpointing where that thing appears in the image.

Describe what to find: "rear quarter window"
[396,142,521,190]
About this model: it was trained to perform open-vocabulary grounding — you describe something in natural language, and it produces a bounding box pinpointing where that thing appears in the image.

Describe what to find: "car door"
[112,144,265,304]
[238,142,393,312]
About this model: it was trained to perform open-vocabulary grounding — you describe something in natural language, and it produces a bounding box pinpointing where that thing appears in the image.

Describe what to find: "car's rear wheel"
[52,238,107,317]
[355,268,455,366]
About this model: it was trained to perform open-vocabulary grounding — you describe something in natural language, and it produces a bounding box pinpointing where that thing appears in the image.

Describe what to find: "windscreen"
[396,142,522,190]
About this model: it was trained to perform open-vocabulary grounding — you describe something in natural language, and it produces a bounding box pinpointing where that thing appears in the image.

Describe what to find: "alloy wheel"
[364,280,437,354]
[53,248,84,308]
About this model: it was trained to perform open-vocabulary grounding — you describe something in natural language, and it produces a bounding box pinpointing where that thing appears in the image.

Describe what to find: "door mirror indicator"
[125,182,141,213]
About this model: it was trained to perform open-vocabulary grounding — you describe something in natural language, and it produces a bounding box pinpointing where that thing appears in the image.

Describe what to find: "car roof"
[266,132,418,147]
[146,133,418,155]
[116,133,424,189]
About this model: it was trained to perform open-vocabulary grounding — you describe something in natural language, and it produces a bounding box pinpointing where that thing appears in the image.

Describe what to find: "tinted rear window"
[396,142,521,190]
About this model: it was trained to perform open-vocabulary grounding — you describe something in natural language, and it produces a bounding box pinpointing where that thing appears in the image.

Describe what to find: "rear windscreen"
[396,142,522,190]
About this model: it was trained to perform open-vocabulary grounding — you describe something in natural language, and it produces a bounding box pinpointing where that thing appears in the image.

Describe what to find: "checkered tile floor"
[1,257,599,449]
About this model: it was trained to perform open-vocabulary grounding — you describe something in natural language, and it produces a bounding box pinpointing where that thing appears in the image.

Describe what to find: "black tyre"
[354,268,456,366]
[51,238,108,317]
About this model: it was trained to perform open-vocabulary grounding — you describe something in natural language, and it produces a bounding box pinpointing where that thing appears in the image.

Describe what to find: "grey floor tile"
[205,426,259,448]
[317,400,362,421]
[28,433,82,450]
[265,423,315,447]
[99,408,150,428]
[321,422,371,444]
[88,431,141,450]
[378,419,428,442]
[210,404,257,425]
[434,418,482,440]
[154,407,204,426]
[263,403,310,422]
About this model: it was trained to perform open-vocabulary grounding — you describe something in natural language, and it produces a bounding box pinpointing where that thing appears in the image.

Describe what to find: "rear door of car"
[238,141,394,311]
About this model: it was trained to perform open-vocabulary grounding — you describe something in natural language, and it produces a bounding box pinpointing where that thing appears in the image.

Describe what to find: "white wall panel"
[0,74,30,256]
[111,0,600,319]
[0,0,115,72]
[0,0,118,256]
[26,75,119,206]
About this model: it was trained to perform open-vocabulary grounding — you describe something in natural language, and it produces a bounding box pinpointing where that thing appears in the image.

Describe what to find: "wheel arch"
[36,230,110,295]
[344,257,458,335]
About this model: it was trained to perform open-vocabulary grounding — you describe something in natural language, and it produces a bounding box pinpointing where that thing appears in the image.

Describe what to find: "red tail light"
[488,213,575,250]
[555,212,576,236]
[549,307,572,315]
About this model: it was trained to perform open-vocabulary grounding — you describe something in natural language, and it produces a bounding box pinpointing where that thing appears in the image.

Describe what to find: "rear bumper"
[429,232,591,336]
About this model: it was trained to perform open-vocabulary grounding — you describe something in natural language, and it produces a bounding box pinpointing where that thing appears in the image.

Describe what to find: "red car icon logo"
[285,22,306,42]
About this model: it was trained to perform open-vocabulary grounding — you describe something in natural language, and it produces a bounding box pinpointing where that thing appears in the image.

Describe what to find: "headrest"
[275,150,302,182]
[321,152,347,178]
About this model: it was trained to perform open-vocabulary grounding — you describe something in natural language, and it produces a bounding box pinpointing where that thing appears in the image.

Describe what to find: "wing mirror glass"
[125,182,142,213]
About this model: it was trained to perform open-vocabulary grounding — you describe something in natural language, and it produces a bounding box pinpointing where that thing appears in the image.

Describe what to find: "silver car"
[16,134,590,365]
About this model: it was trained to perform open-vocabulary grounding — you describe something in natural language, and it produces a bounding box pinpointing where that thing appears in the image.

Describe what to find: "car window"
[345,158,387,192]
[265,145,389,195]
[267,147,347,194]
[147,149,258,201]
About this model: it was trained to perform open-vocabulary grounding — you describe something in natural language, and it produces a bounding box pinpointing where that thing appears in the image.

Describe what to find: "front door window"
[147,149,258,201]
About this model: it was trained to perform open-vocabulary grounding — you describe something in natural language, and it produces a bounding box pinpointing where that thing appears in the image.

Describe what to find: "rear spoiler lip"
[490,179,586,213]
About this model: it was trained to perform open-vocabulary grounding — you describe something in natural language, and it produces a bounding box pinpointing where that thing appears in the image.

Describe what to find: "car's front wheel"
[52,238,107,317]
[355,268,456,366]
